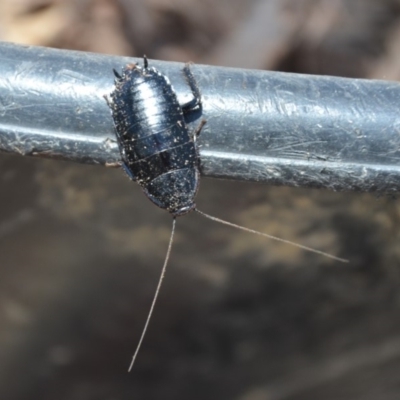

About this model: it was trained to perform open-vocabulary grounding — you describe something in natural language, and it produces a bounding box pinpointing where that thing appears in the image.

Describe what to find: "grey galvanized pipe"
[0,41,400,193]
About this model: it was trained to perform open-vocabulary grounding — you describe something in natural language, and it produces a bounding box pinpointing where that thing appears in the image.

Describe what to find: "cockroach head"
[172,203,196,217]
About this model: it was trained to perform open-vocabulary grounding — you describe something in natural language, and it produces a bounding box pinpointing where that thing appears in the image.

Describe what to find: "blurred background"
[1,1,400,399]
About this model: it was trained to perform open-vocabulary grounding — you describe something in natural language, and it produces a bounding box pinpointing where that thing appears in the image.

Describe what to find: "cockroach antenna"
[128,209,347,371]
[195,209,349,264]
[128,217,176,372]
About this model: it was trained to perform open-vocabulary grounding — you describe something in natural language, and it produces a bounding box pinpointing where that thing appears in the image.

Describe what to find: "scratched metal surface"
[1,42,400,193]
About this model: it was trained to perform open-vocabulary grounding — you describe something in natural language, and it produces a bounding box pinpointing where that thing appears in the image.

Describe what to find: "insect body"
[105,57,348,372]
[107,56,205,216]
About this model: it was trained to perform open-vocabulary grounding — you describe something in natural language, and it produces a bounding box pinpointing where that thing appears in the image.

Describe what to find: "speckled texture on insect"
[106,57,205,216]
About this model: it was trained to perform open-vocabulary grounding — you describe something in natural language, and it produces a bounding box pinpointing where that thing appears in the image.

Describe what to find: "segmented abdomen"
[111,67,196,185]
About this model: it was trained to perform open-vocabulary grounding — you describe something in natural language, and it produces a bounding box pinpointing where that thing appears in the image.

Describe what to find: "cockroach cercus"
[105,56,348,371]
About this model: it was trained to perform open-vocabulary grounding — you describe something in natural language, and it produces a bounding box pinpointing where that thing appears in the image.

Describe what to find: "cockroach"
[105,56,348,371]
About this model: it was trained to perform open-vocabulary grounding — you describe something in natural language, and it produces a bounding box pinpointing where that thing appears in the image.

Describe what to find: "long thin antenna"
[195,209,348,263]
[128,217,177,372]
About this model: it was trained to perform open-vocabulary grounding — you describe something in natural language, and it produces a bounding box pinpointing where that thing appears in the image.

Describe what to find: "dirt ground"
[1,1,400,399]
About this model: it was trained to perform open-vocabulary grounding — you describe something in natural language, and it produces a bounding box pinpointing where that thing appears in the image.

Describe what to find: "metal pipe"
[1,41,400,193]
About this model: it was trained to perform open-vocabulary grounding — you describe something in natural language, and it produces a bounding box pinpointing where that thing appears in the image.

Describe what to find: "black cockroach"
[105,56,348,371]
